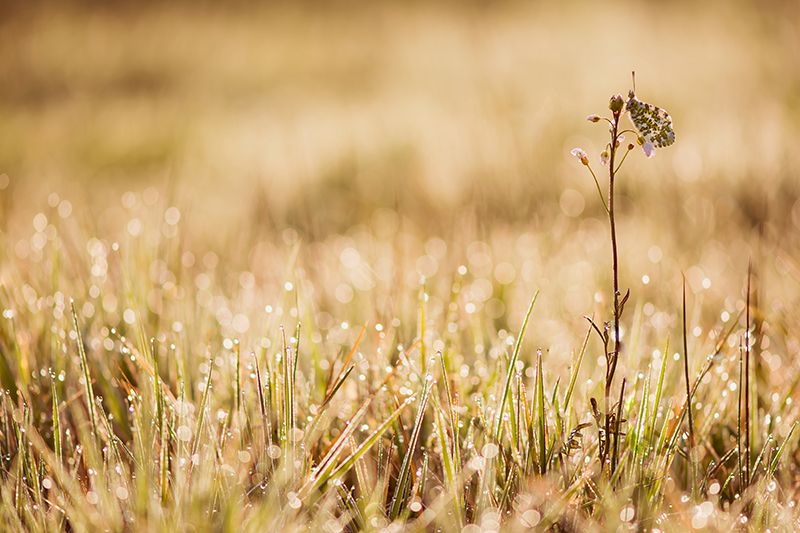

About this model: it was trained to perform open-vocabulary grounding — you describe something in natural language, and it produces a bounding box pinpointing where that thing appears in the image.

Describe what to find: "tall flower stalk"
[572,77,675,476]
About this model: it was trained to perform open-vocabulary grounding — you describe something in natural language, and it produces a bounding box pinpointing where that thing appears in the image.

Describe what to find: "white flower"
[600,150,609,166]
[570,147,589,165]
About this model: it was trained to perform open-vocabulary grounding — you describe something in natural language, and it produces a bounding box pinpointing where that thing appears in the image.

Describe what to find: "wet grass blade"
[320,397,413,492]
[433,401,462,527]
[495,290,539,441]
[563,325,590,428]
[191,355,214,458]
[390,376,432,519]
[769,421,798,477]
[300,369,398,497]
[70,300,98,446]
[51,374,62,466]
[536,351,546,475]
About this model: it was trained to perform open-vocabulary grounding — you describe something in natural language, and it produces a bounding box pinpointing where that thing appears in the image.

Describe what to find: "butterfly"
[625,89,675,155]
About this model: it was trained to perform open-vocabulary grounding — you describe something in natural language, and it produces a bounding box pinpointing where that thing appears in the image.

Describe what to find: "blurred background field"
[2,0,799,230]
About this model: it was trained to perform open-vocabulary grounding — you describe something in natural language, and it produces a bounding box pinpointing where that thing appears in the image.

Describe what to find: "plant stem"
[605,112,622,475]
[682,275,696,495]
[744,262,752,487]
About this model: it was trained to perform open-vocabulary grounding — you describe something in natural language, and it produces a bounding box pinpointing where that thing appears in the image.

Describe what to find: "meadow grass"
[1,2,800,532]
[0,182,798,532]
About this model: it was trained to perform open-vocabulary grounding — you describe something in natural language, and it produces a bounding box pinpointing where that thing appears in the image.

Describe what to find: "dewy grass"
[1,74,799,532]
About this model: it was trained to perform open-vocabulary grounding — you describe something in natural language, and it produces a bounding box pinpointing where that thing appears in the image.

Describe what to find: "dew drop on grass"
[481,443,499,459]
[287,491,302,509]
[521,509,541,527]
[691,513,708,529]
[619,505,635,522]
[268,445,281,459]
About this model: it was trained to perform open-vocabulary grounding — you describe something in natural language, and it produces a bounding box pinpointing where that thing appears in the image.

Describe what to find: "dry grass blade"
[317,397,413,493]
[191,355,214,459]
[300,368,398,497]
[69,300,98,446]
[390,376,432,519]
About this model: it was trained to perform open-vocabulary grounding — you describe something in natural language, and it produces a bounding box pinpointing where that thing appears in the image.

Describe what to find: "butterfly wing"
[626,94,675,148]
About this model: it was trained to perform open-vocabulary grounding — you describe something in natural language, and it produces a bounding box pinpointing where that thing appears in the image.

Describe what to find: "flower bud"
[609,94,624,113]
[627,143,634,151]
[570,147,589,166]
[586,114,601,123]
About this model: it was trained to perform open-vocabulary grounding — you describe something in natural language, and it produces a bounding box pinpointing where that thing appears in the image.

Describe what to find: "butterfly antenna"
[631,71,637,93]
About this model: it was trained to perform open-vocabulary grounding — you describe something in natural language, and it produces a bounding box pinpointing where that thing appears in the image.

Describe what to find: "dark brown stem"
[682,275,696,494]
[744,262,752,487]
[605,111,622,475]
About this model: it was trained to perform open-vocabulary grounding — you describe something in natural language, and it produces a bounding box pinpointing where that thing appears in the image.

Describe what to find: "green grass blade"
[769,421,798,476]
[536,351,546,475]
[495,290,539,441]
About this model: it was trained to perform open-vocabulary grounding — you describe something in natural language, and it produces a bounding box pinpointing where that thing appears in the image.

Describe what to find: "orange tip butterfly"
[626,72,675,156]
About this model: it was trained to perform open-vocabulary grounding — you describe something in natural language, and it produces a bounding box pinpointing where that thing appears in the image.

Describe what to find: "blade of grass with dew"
[253,351,273,468]
[563,326,591,431]
[610,378,625,477]
[280,325,290,446]
[648,338,669,450]
[438,350,461,474]
[234,340,241,414]
[631,369,650,483]
[159,402,169,505]
[300,368,397,497]
[70,300,99,448]
[432,399,462,527]
[768,421,798,477]
[390,376,432,519]
[535,351,547,475]
[191,355,214,458]
[494,290,539,441]
[50,374,62,467]
[750,436,773,483]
